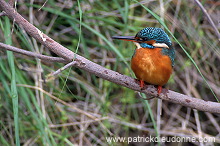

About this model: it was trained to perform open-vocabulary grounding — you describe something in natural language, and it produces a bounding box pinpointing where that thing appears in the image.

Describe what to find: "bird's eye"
[135,37,145,42]
[139,38,147,42]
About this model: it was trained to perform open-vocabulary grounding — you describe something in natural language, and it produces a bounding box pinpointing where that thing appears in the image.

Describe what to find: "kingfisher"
[112,27,175,94]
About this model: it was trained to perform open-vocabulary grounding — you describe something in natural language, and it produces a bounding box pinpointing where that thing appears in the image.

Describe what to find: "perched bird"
[112,27,175,94]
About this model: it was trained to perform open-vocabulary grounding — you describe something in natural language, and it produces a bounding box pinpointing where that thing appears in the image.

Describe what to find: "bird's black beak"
[112,36,136,42]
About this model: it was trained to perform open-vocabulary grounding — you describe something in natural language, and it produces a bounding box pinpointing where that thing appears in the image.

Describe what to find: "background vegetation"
[0,0,219,145]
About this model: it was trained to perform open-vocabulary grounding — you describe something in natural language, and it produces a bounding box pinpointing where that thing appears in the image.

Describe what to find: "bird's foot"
[157,86,162,95]
[140,80,149,90]
[140,80,144,89]
[157,86,169,95]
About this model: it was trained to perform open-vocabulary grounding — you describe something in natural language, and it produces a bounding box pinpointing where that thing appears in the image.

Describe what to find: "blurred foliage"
[0,0,220,145]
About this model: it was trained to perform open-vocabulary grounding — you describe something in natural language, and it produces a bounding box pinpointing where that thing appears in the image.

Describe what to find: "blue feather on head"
[135,27,175,66]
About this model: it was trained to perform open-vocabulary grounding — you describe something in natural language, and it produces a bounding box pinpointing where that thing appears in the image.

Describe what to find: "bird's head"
[112,27,173,49]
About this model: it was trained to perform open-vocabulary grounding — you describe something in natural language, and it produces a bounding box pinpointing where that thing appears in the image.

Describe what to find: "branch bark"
[0,0,220,113]
[0,42,67,63]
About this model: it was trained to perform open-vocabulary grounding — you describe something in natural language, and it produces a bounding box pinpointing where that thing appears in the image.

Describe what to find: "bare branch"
[0,0,14,17]
[46,61,77,81]
[0,0,74,61]
[0,0,220,113]
[0,42,67,63]
[0,11,6,17]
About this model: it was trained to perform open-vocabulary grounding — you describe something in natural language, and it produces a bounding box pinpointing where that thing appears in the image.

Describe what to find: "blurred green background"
[0,0,220,145]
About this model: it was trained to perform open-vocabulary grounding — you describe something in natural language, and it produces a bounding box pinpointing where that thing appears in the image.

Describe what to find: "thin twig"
[46,61,76,81]
[16,84,113,136]
[17,84,99,119]
[38,0,48,11]
[49,117,109,128]
[0,0,220,113]
[194,0,220,41]
[0,42,67,63]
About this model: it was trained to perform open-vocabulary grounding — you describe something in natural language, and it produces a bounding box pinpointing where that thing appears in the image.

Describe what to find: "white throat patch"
[134,42,142,49]
[134,42,169,49]
[152,43,169,48]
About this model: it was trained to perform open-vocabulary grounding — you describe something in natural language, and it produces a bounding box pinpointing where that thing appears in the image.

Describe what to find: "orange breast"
[131,47,172,86]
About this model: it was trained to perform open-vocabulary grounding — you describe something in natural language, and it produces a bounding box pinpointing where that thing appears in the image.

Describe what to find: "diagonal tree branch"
[0,0,220,113]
